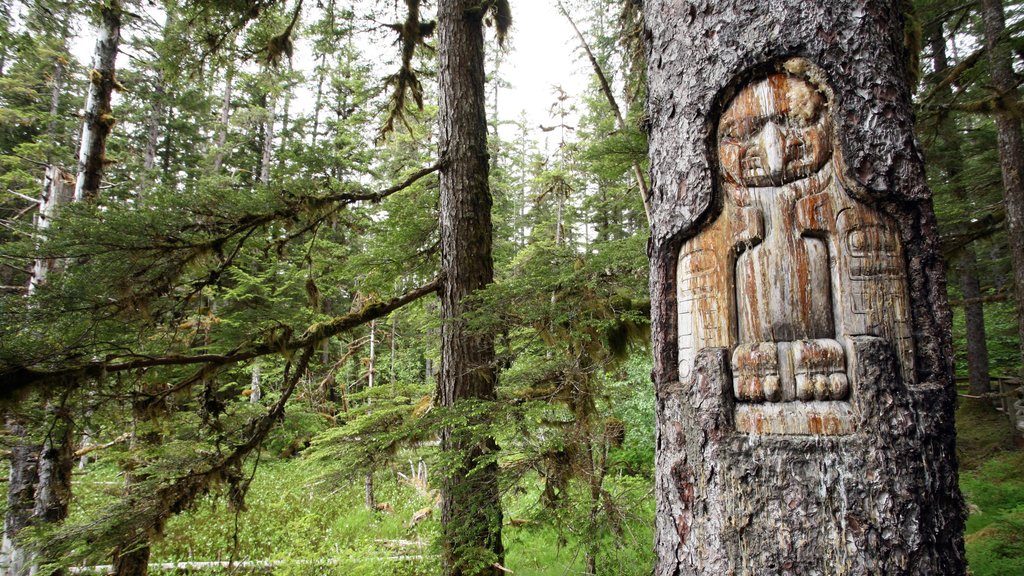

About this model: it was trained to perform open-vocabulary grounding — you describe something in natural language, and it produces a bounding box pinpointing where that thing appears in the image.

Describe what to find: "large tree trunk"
[74,1,121,202]
[436,1,504,574]
[644,1,964,574]
[1,421,41,576]
[979,0,1024,371]
[928,30,992,395]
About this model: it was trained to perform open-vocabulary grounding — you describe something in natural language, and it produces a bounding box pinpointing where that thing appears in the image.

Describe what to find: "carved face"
[718,74,832,187]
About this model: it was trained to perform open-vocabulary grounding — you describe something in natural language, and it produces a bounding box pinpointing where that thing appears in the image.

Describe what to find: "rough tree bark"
[74,1,121,202]
[29,404,74,576]
[929,29,991,395]
[644,1,965,574]
[979,0,1024,372]
[1,421,41,576]
[436,1,504,574]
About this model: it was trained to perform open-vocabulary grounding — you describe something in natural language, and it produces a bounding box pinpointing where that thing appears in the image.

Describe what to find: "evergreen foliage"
[0,0,1020,574]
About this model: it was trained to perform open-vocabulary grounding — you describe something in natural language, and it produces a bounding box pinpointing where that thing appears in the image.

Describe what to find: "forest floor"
[49,398,1024,575]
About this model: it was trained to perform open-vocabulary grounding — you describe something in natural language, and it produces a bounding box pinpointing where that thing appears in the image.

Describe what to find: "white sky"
[493,1,587,148]
[70,1,589,155]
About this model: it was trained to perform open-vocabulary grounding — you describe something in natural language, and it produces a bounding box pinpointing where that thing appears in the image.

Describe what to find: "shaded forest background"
[0,0,1021,574]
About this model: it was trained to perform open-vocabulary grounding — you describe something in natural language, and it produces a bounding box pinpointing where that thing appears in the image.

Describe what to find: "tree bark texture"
[979,0,1024,371]
[29,404,74,576]
[644,1,964,574]
[74,1,121,202]
[29,166,73,295]
[436,1,504,574]
[1,421,41,576]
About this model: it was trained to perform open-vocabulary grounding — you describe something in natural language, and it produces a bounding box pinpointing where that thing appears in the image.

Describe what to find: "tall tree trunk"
[212,67,233,174]
[259,90,276,186]
[929,30,992,394]
[29,167,73,294]
[111,390,164,576]
[644,1,964,573]
[979,0,1024,372]
[1,421,41,576]
[364,320,375,510]
[29,404,74,576]
[74,1,121,202]
[436,1,504,574]
[142,80,164,174]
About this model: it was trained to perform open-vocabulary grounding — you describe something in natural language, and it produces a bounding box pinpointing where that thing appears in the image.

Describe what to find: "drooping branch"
[379,0,433,139]
[0,275,443,400]
[39,346,316,565]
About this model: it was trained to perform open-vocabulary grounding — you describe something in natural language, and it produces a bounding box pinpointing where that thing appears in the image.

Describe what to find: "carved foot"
[791,339,849,400]
[732,342,781,402]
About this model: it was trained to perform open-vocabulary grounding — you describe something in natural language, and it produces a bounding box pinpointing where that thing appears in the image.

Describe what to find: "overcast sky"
[70,1,589,155]
[493,1,587,148]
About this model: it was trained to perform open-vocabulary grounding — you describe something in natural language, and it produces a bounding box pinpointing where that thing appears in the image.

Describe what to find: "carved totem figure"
[677,61,915,434]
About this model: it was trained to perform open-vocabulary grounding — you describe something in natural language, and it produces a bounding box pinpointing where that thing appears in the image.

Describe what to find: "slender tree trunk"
[644,0,964,573]
[929,28,991,393]
[74,1,121,202]
[46,58,65,143]
[979,0,1024,372]
[250,364,262,404]
[142,80,164,174]
[959,248,992,393]
[364,321,375,510]
[259,90,276,186]
[212,67,233,174]
[111,390,164,576]
[437,1,504,574]
[929,30,992,394]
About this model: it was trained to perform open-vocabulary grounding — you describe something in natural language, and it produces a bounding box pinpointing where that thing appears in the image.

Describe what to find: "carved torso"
[677,69,915,435]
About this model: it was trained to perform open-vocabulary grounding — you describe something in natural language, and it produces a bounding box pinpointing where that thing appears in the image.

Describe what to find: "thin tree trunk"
[364,321,375,510]
[259,91,276,186]
[979,0,1024,373]
[46,58,65,144]
[390,316,397,383]
[644,0,964,573]
[930,30,992,395]
[212,67,233,174]
[74,1,121,202]
[142,80,164,173]
[250,364,262,404]
[436,1,504,574]
[111,389,164,576]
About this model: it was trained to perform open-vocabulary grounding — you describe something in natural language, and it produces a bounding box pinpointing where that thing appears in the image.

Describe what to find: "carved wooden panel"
[676,61,915,435]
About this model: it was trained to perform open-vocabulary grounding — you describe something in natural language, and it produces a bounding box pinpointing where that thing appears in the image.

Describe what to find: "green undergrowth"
[66,455,654,575]
[958,399,1024,576]
[962,450,1024,576]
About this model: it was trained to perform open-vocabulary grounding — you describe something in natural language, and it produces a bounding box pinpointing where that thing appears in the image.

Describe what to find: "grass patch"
[962,451,1024,576]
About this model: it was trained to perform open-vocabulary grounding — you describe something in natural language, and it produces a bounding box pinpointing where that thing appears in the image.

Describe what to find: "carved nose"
[759,121,786,177]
